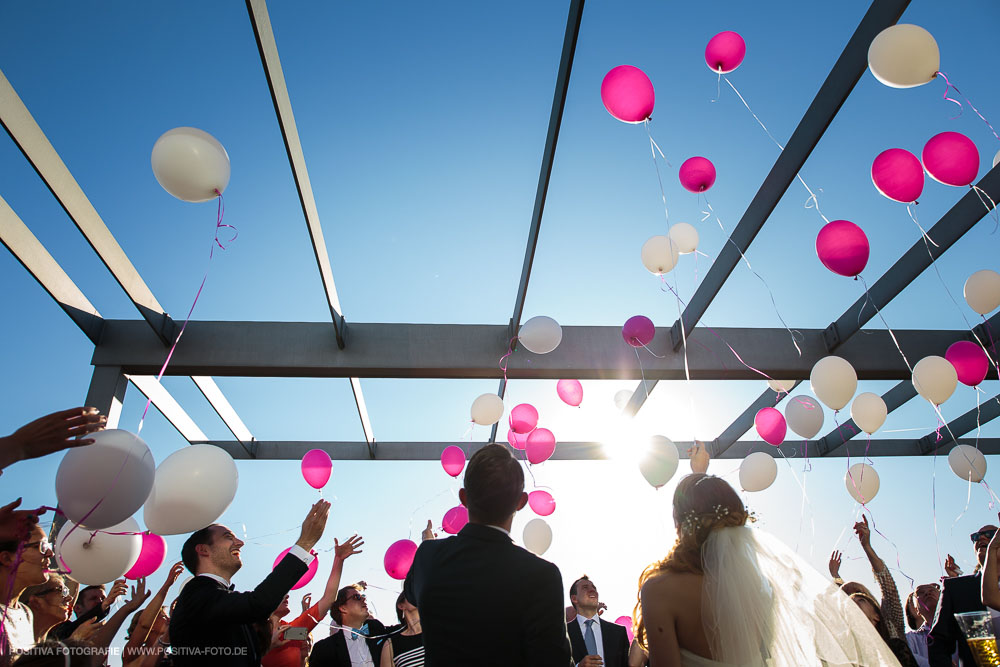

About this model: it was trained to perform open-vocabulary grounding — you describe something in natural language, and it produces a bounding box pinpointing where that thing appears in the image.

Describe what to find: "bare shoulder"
[641,570,703,611]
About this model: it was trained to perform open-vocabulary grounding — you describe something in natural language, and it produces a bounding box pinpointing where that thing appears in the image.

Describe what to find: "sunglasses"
[23,539,53,554]
[35,585,71,598]
[970,529,997,543]
[347,593,366,603]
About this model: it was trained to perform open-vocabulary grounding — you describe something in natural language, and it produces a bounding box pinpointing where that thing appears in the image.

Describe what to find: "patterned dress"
[874,565,921,667]
[388,631,424,667]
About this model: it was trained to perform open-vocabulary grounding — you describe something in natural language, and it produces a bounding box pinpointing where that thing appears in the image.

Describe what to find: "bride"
[634,473,901,667]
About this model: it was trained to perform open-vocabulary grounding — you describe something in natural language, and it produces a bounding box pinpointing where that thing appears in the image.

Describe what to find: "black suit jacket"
[928,573,984,667]
[403,522,572,666]
[169,554,307,666]
[567,617,630,667]
[309,619,388,667]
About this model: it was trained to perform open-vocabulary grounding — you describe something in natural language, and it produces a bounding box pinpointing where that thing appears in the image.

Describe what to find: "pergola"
[3,0,999,463]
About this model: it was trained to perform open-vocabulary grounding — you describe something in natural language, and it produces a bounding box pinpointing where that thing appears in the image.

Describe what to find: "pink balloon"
[528,490,556,516]
[754,407,787,446]
[622,316,655,348]
[507,428,529,451]
[526,428,557,464]
[615,615,635,643]
[125,533,167,580]
[301,449,332,489]
[705,31,746,74]
[556,379,583,407]
[816,220,869,277]
[678,156,717,193]
[922,131,979,187]
[384,539,418,580]
[442,505,469,534]
[440,445,466,477]
[273,547,319,590]
[946,341,989,387]
[509,404,539,434]
[872,148,924,203]
[601,65,655,124]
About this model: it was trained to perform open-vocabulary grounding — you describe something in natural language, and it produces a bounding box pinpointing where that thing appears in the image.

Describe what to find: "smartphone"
[282,627,309,641]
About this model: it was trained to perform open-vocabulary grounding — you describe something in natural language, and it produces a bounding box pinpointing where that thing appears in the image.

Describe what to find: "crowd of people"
[1,406,999,666]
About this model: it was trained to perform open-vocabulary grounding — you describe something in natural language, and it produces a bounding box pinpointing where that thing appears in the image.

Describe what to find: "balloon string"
[498,336,517,384]
[802,440,811,473]
[633,348,650,399]
[775,447,816,558]
[857,274,913,373]
[721,76,830,224]
[970,185,1000,230]
[859,504,916,592]
[710,67,722,103]
[936,71,1000,143]
[638,342,665,359]
[951,475,974,536]
[643,119,671,227]
[905,204,939,247]
[406,488,453,541]
[980,479,1000,510]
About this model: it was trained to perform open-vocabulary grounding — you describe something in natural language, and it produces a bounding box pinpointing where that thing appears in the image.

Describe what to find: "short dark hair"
[569,575,590,608]
[181,525,218,574]
[330,584,363,626]
[463,444,524,525]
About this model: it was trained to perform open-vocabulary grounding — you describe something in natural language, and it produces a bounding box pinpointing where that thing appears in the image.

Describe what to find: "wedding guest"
[309,584,387,666]
[122,562,184,663]
[0,524,56,660]
[380,592,423,667]
[50,581,127,640]
[0,407,105,474]
[567,576,629,667]
[904,583,940,667]
[20,574,74,642]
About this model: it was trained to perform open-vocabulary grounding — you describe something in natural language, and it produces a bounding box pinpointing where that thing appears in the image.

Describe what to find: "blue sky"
[3,0,1000,657]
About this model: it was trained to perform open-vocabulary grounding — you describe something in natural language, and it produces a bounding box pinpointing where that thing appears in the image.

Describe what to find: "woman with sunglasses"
[20,574,74,643]
[0,523,55,658]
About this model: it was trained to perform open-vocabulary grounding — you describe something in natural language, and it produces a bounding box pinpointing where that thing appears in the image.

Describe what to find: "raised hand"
[295,500,331,552]
[853,515,871,548]
[944,554,962,578]
[688,441,710,474]
[829,550,842,579]
[1,407,106,467]
[300,594,312,614]
[122,578,151,613]
[164,561,184,588]
[421,520,437,542]
[334,534,364,560]
[0,498,43,543]
[103,579,128,610]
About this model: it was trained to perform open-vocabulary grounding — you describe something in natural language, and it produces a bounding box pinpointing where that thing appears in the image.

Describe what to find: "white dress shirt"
[197,544,315,588]
[343,628,375,666]
[575,612,604,660]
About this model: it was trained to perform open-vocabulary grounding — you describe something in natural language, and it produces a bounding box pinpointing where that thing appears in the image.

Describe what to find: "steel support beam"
[709,382,802,457]
[0,194,103,343]
[814,381,918,456]
[85,366,128,429]
[917,392,1000,456]
[192,376,254,443]
[0,67,177,344]
[127,375,210,443]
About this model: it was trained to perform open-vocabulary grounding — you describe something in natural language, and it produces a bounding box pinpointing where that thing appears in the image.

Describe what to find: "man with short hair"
[567,576,629,667]
[928,521,998,666]
[169,500,330,666]
[308,583,392,666]
[404,443,572,666]
[49,580,127,640]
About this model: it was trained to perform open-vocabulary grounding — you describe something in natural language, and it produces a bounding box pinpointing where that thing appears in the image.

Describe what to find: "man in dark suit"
[929,520,998,667]
[169,500,330,666]
[567,576,629,667]
[308,583,395,666]
[404,443,572,666]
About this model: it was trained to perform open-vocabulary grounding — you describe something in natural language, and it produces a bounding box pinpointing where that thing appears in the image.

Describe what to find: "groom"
[567,576,630,667]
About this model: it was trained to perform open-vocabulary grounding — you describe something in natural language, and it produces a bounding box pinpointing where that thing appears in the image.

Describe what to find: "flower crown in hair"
[680,504,757,534]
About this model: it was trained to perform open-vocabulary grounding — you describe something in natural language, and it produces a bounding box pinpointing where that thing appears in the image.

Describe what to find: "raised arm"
[0,407,105,471]
[854,516,905,639]
[90,578,151,651]
[313,534,364,619]
[125,562,183,650]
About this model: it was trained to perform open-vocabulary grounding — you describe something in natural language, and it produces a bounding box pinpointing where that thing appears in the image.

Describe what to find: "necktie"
[584,619,598,656]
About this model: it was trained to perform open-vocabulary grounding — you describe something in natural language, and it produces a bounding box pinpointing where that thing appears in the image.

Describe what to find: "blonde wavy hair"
[633,473,749,649]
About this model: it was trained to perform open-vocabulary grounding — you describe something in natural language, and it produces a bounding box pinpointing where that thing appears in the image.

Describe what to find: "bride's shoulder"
[640,570,703,600]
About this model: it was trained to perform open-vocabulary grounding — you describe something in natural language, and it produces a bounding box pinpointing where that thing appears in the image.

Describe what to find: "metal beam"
[709,382,801,457]
[197,438,1000,461]
[0,194,103,343]
[85,366,128,429]
[490,0,585,443]
[814,381,918,456]
[917,392,1000,456]
[668,0,910,353]
[192,376,254,443]
[94,320,979,380]
[0,67,177,344]
[127,375,209,442]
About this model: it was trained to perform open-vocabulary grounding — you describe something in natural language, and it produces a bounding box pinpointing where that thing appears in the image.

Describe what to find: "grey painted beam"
[814,381,918,456]
[0,67,177,344]
[199,438,1000,461]
[127,375,209,442]
[93,320,981,380]
[711,382,801,457]
[917,392,1000,456]
[0,194,103,343]
[192,376,254,443]
[85,366,128,429]
[669,0,911,352]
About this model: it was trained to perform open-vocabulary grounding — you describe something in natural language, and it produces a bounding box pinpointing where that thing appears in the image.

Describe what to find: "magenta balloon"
[601,65,655,124]
[615,615,635,643]
[678,156,717,193]
[871,148,924,203]
[754,407,787,446]
[622,315,655,347]
[301,448,332,489]
[384,539,418,580]
[528,490,556,516]
[507,428,528,451]
[509,404,539,434]
[526,428,557,464]
[556,379,584,407]
[705,31,746,74]
[922,131,979,187]
[125,533,167,580]
[440,445,466,477]
[442,505,469,534]
[816,220,869,277]
[946,341,989,387]
[273,547,319,590]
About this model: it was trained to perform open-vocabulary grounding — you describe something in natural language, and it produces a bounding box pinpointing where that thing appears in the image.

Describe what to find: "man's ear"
[515,492,528,512]
[459,488,467,508]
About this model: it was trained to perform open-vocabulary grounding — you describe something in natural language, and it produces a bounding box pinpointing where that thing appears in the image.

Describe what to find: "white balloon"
[470,393,504,426]
[964,270,1000,315]
[739,452,777,492]
[614,389,633,411]
[151,127,230,203]
[143,445,238,535]
[810,356,858,411]
[55,430,155,530]
[639,436,679,489]
[641,235,680,275]
[56,517,142,585]
[949,445,987,483]
[667,223,699,254]
[850,392,887,435]
[867,24,940,89]
[845,463,880,504]
[767,379,797,394]
[912,355,958,406]
[518,316,563,354]
[522,518,553,556]
[784,396,824,439]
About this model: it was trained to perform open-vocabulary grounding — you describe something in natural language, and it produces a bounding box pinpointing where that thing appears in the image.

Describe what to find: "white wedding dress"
[675,526,901,667]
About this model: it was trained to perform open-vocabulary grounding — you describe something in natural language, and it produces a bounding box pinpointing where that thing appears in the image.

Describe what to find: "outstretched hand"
[853,515,871,548]
[296,500,331,552]
[103,579,128,611]
[421,520,437,542]
[1,407,106,468]
[944,554,962,578]
[688,441,710,474]
[122,579,151,614]
[0,498,44,543]
[828,550,842,579]
[334,534,364,560]
[300,594,312,615]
